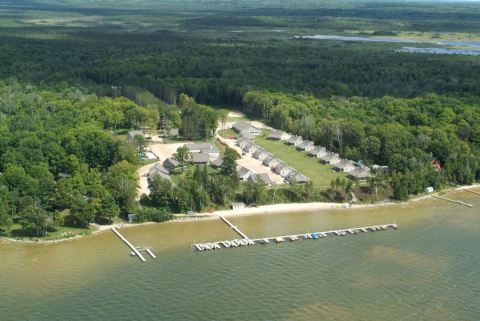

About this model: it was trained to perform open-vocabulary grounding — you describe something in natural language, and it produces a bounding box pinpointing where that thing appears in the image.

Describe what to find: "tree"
[220,147,239,177]
[173,146,191,171]
[19,205,54,236]
[71,198,96,227]
[105,160,139,214]
[149,176,173,208]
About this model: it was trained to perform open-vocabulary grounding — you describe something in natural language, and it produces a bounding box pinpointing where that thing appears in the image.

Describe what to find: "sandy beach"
[2,183,479,244]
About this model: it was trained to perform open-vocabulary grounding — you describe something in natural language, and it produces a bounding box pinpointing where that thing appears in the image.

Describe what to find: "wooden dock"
[218,215,250,239]
[464,188,480,196]
[431,195,473,207]
[111,227,146,262]
[193,223,398,252]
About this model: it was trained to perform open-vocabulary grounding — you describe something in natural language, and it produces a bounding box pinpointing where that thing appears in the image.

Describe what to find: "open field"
[255,135,349,188]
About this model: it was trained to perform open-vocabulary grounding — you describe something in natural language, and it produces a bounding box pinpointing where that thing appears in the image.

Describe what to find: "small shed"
[231,202,246,210]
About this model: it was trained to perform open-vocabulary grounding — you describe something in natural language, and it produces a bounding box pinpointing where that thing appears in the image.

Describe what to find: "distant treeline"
[1,30,480,108]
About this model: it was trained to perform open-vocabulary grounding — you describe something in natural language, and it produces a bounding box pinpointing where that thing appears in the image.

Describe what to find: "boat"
[275,237,284,243]
[311,232,320,239]
[262,238,270,244]
[289,236,298,241]
[130,251,136,256]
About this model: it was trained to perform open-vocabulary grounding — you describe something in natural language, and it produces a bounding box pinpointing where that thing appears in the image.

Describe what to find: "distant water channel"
[295,35,480,56]
[1,189,480,320]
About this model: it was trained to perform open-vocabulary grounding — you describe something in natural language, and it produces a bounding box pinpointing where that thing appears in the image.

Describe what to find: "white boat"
[275,237,284,243]
[289,236,298,241]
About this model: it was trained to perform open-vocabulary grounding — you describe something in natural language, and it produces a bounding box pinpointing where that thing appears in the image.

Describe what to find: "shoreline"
[2,183,479,245]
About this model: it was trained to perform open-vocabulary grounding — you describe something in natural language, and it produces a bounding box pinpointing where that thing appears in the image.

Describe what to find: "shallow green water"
[1,190,479,320]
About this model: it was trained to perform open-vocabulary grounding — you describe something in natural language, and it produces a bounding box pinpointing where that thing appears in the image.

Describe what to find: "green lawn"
[255,135,349,189]
[218,128,238,139]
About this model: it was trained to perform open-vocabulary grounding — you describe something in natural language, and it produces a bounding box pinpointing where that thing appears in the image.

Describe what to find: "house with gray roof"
[248,173,274,186]
[296,140,315,152]
[185,143,220,159]
[285,135,303,146]
[307,146,327,158]
[239,132,255,141]
[274,163,292,178]
[267,130,289,141]
[253,148,265,159]
[257,150,271,161]
[192,153,210,164]
[263,156,280,169]
[237,166,254,181]
[319,152,341,165]
[348,167,372,180]
[237,137,250,149]
[163,157,180,171]
[148,164,170,181]
[232,122,262,136]
[286,172,309,184]
[333,159,356,173]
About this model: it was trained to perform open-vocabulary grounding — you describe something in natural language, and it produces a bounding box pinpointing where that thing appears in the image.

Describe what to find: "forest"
[0,0,479,237]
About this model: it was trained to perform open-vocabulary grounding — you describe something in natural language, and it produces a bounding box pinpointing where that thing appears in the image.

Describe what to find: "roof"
[249,173,274,185]
[334,159,354,169]
[293,174,309,183]
[185,143,216,151]
[320,152,339,161]
[192,153,210,163]
[163,157,180,168]
[297,140,313,149]
[237,166,252,178]
[267,130,284,139]
[148,164,170,180]
[232,122,260,133]
[349,167,372,179]
[286,135,302,144]
[240,132,255,140]
[149,163,169,174]
[231,202,245,208]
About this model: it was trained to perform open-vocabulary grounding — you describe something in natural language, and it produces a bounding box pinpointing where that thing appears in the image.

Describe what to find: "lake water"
[1,189,480,320]
[397,47,480,56]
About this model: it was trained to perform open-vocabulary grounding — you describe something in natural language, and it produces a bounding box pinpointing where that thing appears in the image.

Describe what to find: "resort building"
[263,156,280,169]
[296,140,315,152]
[184,143,220,159]
[232,122,262,136]
[163,157,180,171]
[248,173,274,186]
[267,130,289,141]
[348,167,372,180]
[333,159,356,173]
[192,153,210,164]
[210,157,223,168]
[285,135,303,146]
[274,163,292,178]
[148,164,171,181]
[307,146,327,158]
[237,166,254,181]
[319,152,341,165]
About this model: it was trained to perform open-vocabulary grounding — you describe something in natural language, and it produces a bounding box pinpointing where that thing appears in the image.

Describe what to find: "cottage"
[293,173,309,183]
[185,143,220,159]
[267,130,288,141]
[263,157,280,169]
[148,164,170,181]
[307,147,326,158]
[348,167,372,180]
[285,135,303,146]
[163,157,180,171]
[257,151,271,161]
[296,140,315,152]
[127,130,144,141]
[192,153,210,164]
[319,152,341,165]
[274,163,292,178]
[237,137,250,149]
[333,159,356,173]
[253,148,265,159]
[232,122,262,136]
[237,166,254,181]
[248,173,274,186]
[245,144,259,155]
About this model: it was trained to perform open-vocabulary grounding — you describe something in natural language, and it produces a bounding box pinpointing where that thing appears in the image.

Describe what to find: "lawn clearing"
[255,135,350,189]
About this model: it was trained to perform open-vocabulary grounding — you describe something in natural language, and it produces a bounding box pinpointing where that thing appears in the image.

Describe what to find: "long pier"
[218,215,249,239]
[193,223,398,251]
[464,188,480,196]
[111,227,146,262]
[431,195,473,207]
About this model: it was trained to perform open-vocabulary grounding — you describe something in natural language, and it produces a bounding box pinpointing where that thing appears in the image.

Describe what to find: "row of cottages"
[232,122,263,138]
[267,130,290,141]
[184,143,220,165]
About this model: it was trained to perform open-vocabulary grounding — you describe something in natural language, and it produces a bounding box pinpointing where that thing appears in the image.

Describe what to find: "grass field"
[255,134,349,189]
